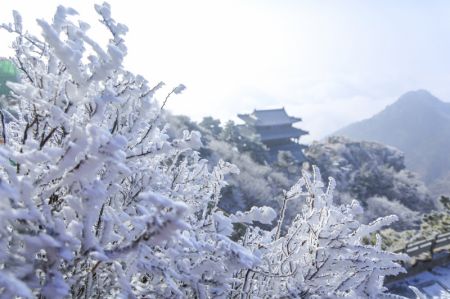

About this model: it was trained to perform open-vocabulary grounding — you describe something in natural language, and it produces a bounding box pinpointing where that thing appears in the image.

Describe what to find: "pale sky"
[2,1,450,142]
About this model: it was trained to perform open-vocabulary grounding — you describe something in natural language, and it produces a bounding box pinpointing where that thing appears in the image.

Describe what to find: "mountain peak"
[384,89,450,117]
[395,89,441,107]
[333,90,450,193]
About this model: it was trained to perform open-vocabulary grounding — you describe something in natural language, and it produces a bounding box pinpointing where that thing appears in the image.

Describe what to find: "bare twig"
[0,110,6,144]
[39,126,57,149]
[134,87,176,147]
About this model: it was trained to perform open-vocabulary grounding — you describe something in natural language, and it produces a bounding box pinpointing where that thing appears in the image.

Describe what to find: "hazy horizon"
[2,0,450,142]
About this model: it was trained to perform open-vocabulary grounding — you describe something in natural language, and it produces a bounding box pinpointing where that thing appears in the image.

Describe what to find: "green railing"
[0,58,19,97]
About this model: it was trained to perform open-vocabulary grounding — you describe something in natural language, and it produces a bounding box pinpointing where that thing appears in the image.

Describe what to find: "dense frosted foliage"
[230,166,407,298]
[168,114,297,216]
[306,136,439,229]
[0,5,254,297]
[0,4,406,298]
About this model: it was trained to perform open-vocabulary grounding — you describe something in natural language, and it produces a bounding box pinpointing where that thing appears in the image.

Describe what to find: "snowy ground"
[389,263,450,298]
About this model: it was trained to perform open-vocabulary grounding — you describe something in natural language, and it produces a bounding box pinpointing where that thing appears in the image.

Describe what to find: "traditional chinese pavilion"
[238,108,308,161]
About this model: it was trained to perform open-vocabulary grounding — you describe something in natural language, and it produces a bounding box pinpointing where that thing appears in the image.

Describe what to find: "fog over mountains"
[334,89,450,197]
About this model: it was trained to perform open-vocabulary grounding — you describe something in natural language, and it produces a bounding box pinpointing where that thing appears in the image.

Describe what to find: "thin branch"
[22,116,38,144]
[275,193,289,240]
[134,87,175,147]
[110,109,119,134]
[16,55,34,83]
[126,149,154,160]
[0,110,6,144]
[39,126,57,149]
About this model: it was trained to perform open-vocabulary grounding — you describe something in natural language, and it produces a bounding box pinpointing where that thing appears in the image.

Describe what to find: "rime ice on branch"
[232,166,408,298]
[0,3,406,298]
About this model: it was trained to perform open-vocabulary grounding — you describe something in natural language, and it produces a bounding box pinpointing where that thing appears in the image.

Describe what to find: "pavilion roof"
[238,108,301,127]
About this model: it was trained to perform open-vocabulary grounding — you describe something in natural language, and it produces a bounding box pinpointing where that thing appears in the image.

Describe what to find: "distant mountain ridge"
[333,90,450,196]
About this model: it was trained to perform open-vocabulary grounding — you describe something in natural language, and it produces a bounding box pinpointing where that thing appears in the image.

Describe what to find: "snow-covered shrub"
[306,136,438,229]
[365,197,420,229]
[208,139,289,212]
[0,5,259,298]
[230,166,407,298]
[0,4,406,298]
[168,114,294,217]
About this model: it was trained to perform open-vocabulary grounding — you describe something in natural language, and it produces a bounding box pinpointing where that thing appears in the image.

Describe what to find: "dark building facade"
[238,108,308,162]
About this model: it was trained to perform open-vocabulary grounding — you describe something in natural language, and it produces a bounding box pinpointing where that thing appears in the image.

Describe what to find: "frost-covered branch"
[0,3,407,298]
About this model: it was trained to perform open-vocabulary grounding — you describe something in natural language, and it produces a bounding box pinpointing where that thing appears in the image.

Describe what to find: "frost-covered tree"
[0,5,259,298]
[0,4,406,298]
[230,166,407,298]
[306,136,439,229]
[208,139,290,212]
[168,114,292,215]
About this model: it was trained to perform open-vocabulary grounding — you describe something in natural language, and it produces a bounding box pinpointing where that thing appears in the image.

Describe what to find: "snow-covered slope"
[389,262,450,298]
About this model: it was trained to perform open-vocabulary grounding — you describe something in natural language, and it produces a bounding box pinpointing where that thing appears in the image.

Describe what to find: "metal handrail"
[394,232,450,258]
